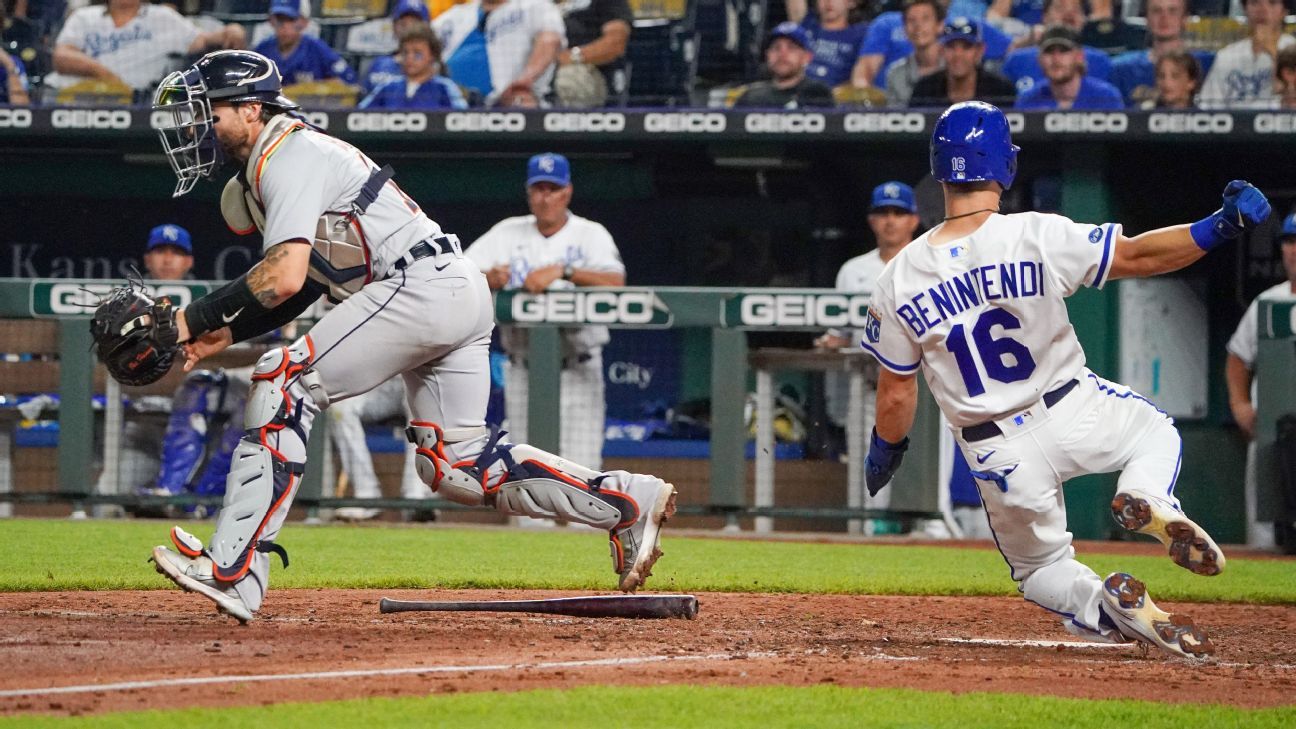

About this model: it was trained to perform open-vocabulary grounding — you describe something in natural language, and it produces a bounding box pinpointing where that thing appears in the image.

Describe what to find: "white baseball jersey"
[434,0,566,101]
[248,116,442,280]
[1198,34,1295,110]
[49,5,199,90]
[827,249,885,343]
[865,212,1120,427]
[465,211,625,356]
[1226,280,1296,405]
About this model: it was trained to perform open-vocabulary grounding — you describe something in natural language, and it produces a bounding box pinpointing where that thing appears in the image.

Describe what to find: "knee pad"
[407,421,492,506]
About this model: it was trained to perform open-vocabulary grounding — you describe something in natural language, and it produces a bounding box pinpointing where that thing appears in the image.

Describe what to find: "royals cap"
[527,153,571,187]
[870,182,917,213]
[147,224,192,254]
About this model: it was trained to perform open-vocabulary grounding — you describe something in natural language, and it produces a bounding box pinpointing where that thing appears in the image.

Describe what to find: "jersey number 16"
[945,308,1036,396]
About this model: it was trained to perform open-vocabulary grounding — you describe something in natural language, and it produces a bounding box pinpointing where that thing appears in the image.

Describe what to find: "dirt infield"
[2,586,1294,718]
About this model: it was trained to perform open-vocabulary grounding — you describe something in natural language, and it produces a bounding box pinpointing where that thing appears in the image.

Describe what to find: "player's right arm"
[1225,354,1256,439]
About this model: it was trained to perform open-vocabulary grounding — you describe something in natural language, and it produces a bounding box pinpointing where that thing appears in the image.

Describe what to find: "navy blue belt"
[391,235,458,272]
[962,379,1079,442]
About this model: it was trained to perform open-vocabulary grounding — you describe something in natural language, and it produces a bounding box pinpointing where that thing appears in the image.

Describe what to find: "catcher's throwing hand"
[90,283,181,386]
[182,327,234,372]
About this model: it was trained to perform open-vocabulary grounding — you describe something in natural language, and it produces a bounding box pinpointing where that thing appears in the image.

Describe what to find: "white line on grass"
[0,651,779,699]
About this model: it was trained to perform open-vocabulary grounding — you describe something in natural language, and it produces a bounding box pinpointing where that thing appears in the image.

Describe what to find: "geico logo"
[52,109,131,129]
[643,112,726,133]
[1005,113,1025,133]
[1254,113,1296,133]
[0,108,32,128]
[543,112,626,132]
[740,294,872,327]
[512,291,657,324]
[346,113,427,132]
[445,112,526,132]
[744,113,826,133]
[1043,112,1128,133]
[842,113,924,133]
[47,283,194,315]
[302,111,329,130]
[1148,113,1232,133]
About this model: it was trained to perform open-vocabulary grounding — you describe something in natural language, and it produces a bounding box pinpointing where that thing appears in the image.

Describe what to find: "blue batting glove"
[1191,180,1271,251]
[865,428,909,497]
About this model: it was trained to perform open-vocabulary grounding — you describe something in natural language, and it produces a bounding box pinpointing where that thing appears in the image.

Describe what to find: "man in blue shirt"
[360,25,468,109]
[1109,0,1214,106]
[1015,25,1123,109]
[999,0,1113,97]
[362,0,433,95]
[800,0,869,88]
[856,0,1006,89]
[254,0,358,86]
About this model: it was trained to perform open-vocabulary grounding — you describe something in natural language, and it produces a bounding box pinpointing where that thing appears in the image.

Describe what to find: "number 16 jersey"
[863,212,1121,427]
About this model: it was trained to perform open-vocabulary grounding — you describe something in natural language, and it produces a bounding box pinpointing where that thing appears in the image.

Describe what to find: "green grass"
[3,685,1292,728]
[2,519,1294,603]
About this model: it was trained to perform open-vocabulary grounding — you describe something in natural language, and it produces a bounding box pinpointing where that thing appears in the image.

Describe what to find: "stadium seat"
[53,79,134,106]
[319,0,388,18]
[282,78,360,107]
[1184,16,1248,52]
[626,0,700,105]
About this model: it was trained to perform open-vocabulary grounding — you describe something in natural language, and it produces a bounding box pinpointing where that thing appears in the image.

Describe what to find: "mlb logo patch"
[1088,227,1103,244]
[1011,411,1034,427]
[864,306,882,344]
[949,245,966,258]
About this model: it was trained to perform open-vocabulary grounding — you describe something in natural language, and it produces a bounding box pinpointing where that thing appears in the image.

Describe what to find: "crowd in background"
[1,0,1294,109]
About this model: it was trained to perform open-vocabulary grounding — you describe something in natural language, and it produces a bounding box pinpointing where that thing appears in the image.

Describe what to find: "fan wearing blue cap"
[254,0,359,87]
[361,0,434,94]
[909,16,1016,108]
[464,153,627,481]
[143,224,194,281]
[734,22,836,108]
[1226,211,1296,551]
[1013,25,1124,110]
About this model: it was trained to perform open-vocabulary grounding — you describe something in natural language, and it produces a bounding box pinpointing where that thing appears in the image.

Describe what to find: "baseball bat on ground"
[379,594,699,619]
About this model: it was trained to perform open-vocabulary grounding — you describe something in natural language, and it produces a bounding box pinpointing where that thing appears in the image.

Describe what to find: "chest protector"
[219,114,389,303]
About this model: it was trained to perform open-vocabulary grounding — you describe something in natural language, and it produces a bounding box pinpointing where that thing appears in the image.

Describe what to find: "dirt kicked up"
[1,589,1293,717]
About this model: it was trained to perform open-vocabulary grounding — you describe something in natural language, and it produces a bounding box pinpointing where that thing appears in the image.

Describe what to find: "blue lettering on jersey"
[897,260,1045,336]
[84,25,153,57]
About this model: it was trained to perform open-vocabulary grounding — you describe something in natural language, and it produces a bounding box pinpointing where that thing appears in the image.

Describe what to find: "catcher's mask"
[153,50,298,197]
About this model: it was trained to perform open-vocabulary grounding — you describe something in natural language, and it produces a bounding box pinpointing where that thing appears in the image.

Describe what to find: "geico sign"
[739,294,872,327]
[543,112,625,132]
[0,108,32,128]
[52,109,131,129]
[1254,113,1296,133]
[1005,113,1025,133]
[346,112,426,132]
[43,283,196,315]
[644,112,725,133]
[843,113,924,133]
[512,291,660,325]
[1148,113,1232,134]
[445,112,526,132]
[1043,112,1128,133]
[301,111,329,130]
[744,113,825,133]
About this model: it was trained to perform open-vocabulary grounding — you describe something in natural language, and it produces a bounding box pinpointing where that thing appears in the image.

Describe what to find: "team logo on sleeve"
[1088,227,1103,244]
[864,306,882,344]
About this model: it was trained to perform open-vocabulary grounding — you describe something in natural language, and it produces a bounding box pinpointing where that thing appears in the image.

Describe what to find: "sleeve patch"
[865,306,882,344]
[1088,227,1103,244]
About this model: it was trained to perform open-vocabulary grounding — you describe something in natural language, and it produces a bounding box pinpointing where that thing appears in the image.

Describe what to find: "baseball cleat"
[1100,572,1214,659]
[150,545,253,624]
[611,481,677,593]
[1111,492,1225,576]
[334,506,382,522]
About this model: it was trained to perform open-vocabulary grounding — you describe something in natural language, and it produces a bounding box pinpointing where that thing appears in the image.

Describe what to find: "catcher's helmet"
[929,101,1019,190]
[153,50,298,197]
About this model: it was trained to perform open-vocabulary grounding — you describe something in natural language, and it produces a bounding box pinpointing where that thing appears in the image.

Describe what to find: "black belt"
[391,236,458,272]
[962,379,1079,442]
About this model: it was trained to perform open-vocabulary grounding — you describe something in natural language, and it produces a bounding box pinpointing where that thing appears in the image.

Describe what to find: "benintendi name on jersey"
[895,258,1045,337]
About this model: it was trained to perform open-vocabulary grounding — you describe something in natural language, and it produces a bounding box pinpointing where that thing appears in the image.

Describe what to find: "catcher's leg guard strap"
[208,339,317,583]
[408,421,491,506]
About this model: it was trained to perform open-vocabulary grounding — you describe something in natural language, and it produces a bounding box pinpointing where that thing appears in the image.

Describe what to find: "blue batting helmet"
[930,101,1019,190]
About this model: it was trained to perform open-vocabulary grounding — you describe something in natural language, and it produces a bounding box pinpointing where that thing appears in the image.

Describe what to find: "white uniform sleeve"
[464,224,510,272]
[1039,215,1120,297]
[55,9,88,49]
[859,275,922,375]
[572,222,625,274]
[531,0,567,38]
[156,6,201,55]
[1226,298,1261,368]
[257,140,335,251]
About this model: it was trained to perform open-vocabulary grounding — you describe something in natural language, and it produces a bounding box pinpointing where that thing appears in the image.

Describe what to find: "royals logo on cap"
[526,152,571,187]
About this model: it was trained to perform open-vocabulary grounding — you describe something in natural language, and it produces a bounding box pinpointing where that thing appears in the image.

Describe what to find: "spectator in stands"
[1199,0,1294,109]
[1,2,31,105]
[1110,0,1214,107]
[909,16,1016,107]
[885,0,946,107]
[1014,25,1123,109]
[1000,0,1111,96]
[48,0,245,95]
[987,0,1045,27]
[359,25,467,108]
[800,0,869,89]
[1277,45,1296,109]
[554,0,632,107]
[435,0,565,106]
[735,22,836,107]
[255,0,358,86]
[361,0,434,95]
[1081,0,1146,55]
[856,0,1009,89]
[1141,48,1202,108]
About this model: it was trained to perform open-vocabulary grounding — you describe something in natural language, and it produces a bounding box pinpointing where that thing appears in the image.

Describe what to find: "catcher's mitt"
[90,283,181,386]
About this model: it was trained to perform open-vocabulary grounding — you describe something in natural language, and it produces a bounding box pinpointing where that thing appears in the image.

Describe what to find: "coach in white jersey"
[1225,213,1296,549]
[467,153,625,471]
[862,101,1271,658]
[145,52,675,623]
